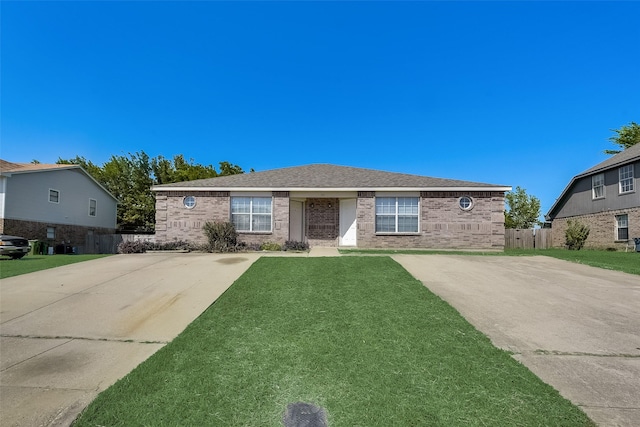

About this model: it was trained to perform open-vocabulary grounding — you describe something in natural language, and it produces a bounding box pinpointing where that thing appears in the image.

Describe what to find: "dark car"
[0,235,31,259]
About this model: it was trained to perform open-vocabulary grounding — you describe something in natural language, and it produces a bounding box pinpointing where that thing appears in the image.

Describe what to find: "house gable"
[545,145,640,249]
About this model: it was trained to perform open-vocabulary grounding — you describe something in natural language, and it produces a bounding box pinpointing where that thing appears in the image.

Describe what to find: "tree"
[604,121,640,155]
[504,186,541,229]
[59,152,246,231]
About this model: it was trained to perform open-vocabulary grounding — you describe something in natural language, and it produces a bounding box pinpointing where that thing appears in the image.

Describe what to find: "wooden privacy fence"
[505,229,552,250]
[84,233,156,254]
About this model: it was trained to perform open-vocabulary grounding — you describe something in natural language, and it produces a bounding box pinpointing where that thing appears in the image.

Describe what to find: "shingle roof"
[152,164,509,191]
[0,159,78,174]
[578,143,640,177]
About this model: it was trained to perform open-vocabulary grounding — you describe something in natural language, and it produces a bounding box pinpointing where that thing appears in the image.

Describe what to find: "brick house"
[152,164,510,250]
[546,144,640,249]
[0,160,118,252]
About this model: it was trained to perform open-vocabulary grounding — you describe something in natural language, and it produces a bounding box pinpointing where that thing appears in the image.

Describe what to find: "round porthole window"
[459,196,473,211]
[183,196,196,209]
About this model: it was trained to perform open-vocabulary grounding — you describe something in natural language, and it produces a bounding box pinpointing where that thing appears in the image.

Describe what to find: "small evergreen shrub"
[203,221,239,253]
[259,241,282,251]
[118,240,147,254]
[283,240,309,251]
[565,219,590,250]
[243,242,261,251]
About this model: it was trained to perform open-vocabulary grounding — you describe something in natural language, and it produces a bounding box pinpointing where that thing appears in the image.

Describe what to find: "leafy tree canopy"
[504,186,541,229]
[604,121,640,155]
[57,152,245,231]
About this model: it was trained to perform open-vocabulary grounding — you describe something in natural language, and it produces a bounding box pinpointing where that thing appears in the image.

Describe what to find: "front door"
[339,199,357,246]
[289,200,304,242]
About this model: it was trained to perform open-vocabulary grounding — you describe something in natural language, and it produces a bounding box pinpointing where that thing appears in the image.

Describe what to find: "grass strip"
[74,257,594,426]
[0,254,111,279]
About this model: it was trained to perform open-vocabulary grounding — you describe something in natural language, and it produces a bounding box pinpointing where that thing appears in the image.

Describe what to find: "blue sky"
[2,1,639,217]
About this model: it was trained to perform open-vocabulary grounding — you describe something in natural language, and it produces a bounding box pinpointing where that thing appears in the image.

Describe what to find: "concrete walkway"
[394,254,640,427]
[0,252,260,427]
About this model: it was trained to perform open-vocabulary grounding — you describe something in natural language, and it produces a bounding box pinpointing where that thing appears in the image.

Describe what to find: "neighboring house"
[152,164,510,250]
[546,144,640,249]
[0,160,118,252]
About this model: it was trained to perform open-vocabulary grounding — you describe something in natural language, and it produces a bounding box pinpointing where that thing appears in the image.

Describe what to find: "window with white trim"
[619,165,634,193]
[375,197,419,233]
[592,173,605,199]
[49,189,60,203]
[89,199,97,217]
[183,196,196,209]
[47,227,55,239]
[231,197,272,232]
[615,214,628,241]
[459,196,474,210]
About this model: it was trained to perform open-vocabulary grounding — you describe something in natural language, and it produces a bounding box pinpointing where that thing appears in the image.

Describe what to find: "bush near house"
[565,219,590,250]
[203,221,240,253]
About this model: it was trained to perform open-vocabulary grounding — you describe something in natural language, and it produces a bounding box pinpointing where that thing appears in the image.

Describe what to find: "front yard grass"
[0,254,111,279]
[74,257,594,426]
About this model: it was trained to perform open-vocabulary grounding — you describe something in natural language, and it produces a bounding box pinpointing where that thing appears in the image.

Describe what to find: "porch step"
[308,247,341,257]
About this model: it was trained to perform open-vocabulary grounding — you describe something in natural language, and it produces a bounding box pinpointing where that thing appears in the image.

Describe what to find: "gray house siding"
[551,159,640,219]
[547,146,640,249]
[0,163,118,253]
[3,169,117,229]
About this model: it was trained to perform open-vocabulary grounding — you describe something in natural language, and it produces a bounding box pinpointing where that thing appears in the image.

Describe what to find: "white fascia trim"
[152,186,512,193]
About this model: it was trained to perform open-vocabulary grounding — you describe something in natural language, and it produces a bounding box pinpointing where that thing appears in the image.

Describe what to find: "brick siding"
[155,191,290,246]
[356,192,505,250]
[551,207,640,249]
[155,190,506,250]
[0,218,115,251]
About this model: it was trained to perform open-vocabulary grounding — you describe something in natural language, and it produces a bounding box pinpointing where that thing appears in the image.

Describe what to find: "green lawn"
[341,248,640,275]
[0,254,111,279]
[74,257,594,426]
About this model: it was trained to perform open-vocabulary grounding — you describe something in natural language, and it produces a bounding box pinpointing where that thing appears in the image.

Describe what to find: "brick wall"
[154,190,506,250]
[551,207,640,249]
[155,191,290,246]
[356,191,505,250]
[155,191,230,244]
[0,218,115,250]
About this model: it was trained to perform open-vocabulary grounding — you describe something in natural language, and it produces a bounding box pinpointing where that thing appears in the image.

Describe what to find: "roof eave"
[152,186,512,192]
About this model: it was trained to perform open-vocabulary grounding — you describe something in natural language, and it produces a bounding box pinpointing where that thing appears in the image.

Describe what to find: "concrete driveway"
[0,252,260,427]
[394,254,640,427]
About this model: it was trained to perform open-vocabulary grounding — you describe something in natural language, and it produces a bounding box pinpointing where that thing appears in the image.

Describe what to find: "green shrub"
[283,240,309,251]
[118,240,147,254]
[203,221,238,253]
[259,241,282,251]
[565,219,590,250]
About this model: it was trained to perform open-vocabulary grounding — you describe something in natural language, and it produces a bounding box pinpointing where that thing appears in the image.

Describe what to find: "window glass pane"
[252,214,271,231]
[232,214,250,231]
[398,216,419,232]
[376,198,395,215]
[375,216,395,232]
[49,190,59,203]
[397,197,418,215]
[231,197,250,213]
[252,198,272,214]
[89,199,97,216]
[618,228,629,240]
